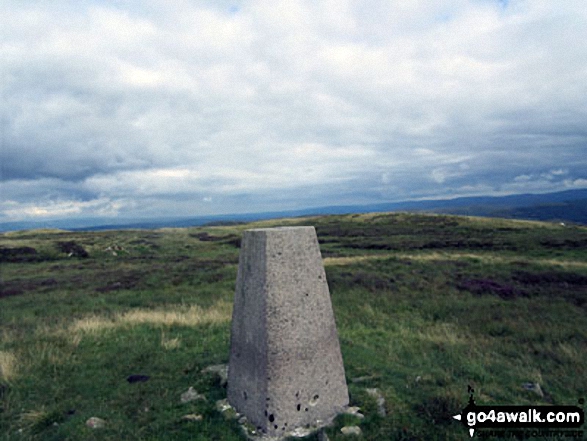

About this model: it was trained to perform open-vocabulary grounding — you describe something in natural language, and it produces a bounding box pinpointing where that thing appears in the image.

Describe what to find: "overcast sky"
[1,0,586,221]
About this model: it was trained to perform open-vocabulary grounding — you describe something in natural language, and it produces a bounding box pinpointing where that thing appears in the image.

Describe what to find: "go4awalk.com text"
[453,388,584,438]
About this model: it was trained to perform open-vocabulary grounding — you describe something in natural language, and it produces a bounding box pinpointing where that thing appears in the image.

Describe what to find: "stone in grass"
[215,398,232,413]
[201,364,228,387]
[341,426,362,436]
[181,414,203,421]
[180,387,205,404]
[289,427,315,438]
[366,388,386,417]
[215,399,237,420]
[343,406,365,419]
[86,417,106,429]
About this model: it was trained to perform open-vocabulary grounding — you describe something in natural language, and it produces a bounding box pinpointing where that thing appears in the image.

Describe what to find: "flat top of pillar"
[245,226,315,233]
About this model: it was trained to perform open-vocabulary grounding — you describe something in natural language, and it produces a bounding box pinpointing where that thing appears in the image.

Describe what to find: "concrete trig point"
[227,226,349,437]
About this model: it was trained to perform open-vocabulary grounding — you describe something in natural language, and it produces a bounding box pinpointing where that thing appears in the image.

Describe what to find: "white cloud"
[1,198,124,220]
[501,171,587,195]
[1,0,586,221]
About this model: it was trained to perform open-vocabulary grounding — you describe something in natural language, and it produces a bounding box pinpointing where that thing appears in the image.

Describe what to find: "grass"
[1,212,587,440]
[67,301,232,335]
[0,351,17,383]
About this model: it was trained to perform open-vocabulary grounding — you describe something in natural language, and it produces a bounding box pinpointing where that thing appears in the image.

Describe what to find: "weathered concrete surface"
[227,226,349,437]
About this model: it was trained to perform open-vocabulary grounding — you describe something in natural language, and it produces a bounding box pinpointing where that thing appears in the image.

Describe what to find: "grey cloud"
[1,0,586,221]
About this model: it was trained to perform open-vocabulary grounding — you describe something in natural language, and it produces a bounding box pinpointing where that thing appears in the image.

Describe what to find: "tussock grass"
[416,322,466,346]
[397,251,587,268]
[160,332,182,350]
[68,300,232,335]
[244,216,319,229]
[69,333,82,348]
[0,350,17,382]
[33,341,74,367]
[10,228,67,236]
[324,255,390,266]
[532,258,587,269]
[1,329,16,345]
[19,408,48,427]
[461,215,559,228]
[325,251,587,269]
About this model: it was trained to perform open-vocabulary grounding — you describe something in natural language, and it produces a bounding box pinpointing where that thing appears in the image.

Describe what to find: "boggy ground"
[1,213,586,440]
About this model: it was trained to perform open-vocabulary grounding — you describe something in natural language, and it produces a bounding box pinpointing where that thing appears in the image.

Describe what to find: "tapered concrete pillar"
[227,226,349,437]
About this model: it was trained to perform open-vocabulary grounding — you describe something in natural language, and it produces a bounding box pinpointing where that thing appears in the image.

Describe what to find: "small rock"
[202,364,228,387]
[215,399,237,420]
[86,417,106,429]
[366,388,386,417]
[239,420,258,438]
[290,426,314,438]
[343,406,365,419]
[215,398,232,413]
[341,426,362,436]
[181,414,203,421]
[180,387,205,403]
[522,382,544,398]
[127,374,150,383]
[238,416,247,425]
[215,398,230,412]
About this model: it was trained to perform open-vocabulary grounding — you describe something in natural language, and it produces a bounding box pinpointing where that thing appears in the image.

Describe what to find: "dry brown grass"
[1,329,16,345]
[0,350,18,382]
[160,332,181,350]
[416,322,466,345]
[398,251,587,269]
[323,255,390,266]
[19,407,49,428]
[68,300,232,335]
[323,251,587,270]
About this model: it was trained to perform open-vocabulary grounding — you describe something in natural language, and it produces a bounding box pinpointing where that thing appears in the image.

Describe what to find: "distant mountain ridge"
[1,188,586,232]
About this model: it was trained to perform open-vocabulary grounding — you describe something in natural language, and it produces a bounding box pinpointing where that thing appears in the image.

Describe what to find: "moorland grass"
[1,213,586,440]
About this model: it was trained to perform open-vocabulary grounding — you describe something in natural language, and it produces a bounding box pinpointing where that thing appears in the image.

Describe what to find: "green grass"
[1,213,586,440]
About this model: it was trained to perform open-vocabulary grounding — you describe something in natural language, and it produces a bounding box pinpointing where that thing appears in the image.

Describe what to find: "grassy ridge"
[1,213,586,440]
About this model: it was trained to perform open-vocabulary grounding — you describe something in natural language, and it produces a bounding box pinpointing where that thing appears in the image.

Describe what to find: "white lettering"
[567,412,581,423]
[487,410,496,422]
[467,412,476,426]
[532,409,543,422]
[506,412,518,422]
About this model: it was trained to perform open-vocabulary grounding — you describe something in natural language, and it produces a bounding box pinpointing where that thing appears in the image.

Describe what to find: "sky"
[1,0,587,222]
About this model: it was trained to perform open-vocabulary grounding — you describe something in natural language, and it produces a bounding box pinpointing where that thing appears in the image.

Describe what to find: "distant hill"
[1,188,586,232]
[431,198,587,224]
